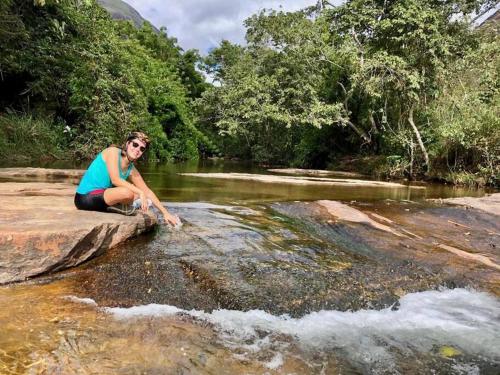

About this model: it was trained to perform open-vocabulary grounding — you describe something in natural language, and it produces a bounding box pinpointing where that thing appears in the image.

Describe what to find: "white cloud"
[123,0,329,53]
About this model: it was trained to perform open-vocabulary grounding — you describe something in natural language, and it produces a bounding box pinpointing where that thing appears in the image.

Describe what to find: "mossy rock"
[439,345,462,358]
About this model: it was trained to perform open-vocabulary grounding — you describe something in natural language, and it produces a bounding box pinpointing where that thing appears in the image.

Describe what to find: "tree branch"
[408,106,430,172]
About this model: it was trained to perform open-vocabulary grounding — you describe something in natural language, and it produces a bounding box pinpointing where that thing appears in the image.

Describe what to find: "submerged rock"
[437,193,500,216]
[436,244,500,271]
[0,182,156,284]
[66,202,449,316]
[274,199,500,296]
[317,200,406,237]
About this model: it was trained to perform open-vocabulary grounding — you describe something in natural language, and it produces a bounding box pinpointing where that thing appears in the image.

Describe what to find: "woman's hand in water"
[139,191,148,211]
[162,209,180,226]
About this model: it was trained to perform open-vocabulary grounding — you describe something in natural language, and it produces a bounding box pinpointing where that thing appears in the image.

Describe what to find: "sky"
[123,0,325,54]
[123,1,500,55]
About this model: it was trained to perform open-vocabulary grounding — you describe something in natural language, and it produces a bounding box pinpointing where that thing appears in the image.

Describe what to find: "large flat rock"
[273,199,500,295]
[438,193,500,216]
[0,182,157,284]
[267,168,365,178]
[0,167,85,183]
[180,172,424,189]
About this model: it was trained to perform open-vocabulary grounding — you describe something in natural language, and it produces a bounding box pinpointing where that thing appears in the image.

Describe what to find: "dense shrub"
[0,112,65,162]
[0,0,206,161]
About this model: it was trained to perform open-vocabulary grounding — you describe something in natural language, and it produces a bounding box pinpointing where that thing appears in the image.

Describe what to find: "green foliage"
[444,171,489,187]
[178,49,210,100]
[197,0,498,185]
[429,24,500,185]
[197,9,345,163]
[0,0,206,162]
[1,0,497,187]
[0,112,66,161]
[201,40,245,83]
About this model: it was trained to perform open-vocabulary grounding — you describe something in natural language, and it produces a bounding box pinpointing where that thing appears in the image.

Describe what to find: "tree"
[429,23,499,184]
[197,10,346,163]
[0,0,205,161]
[197,0,495,176]
[321,0,493,172]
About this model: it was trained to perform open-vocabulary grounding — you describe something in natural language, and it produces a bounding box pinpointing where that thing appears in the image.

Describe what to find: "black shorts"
[74,191,109,212]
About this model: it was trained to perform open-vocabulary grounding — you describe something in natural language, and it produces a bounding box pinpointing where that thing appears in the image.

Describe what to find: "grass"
[0,112,68,163]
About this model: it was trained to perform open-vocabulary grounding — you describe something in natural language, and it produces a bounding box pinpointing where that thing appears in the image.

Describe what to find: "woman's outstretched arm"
[128,167,180,226]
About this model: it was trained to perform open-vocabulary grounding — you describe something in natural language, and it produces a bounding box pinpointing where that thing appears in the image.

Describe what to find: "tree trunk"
[337,82,371,144]
[346,120,371,144]
[369,110,379,135]
[409,138,414,179]
[408,106,430,172]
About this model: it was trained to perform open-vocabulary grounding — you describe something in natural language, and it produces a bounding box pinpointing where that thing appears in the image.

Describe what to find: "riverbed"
[0,160,498,374]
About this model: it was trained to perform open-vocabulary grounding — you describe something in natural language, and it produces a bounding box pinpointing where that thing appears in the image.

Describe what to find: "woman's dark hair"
[126,131,150,145]
[120,131,151,157]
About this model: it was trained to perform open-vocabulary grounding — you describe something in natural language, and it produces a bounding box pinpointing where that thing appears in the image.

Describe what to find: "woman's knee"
[104,187,134,204]
[123,188,134,201]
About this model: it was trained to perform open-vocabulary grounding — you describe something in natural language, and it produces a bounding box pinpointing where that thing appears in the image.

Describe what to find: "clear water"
[0,160,498,374]
[139,160,493,203]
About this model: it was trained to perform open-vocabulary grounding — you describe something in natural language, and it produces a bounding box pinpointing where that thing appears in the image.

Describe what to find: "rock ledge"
[0,181,157,284]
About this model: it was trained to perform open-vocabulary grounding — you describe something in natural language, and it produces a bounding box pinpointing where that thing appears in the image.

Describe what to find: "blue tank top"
[76,149,133,194]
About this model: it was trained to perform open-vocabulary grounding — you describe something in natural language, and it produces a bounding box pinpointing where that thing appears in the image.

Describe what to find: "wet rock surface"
[1,167,499,374]
[31,199,498,374]
[2,180,496,311]
[60,200,499,317]
[0,182,157,283]
[1,282,303,375]
[273,200,499,295]
[438,192,500,216]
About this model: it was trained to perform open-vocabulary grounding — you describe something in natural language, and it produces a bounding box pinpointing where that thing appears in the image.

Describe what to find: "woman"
[74,132,180,226]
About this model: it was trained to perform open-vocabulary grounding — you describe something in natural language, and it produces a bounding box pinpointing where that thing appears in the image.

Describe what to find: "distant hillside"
[97,0,159,32]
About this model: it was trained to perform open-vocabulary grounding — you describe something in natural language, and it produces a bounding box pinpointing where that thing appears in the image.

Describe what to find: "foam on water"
[63,295,98,306]
[101,288,500,369]
[265,352,284,369]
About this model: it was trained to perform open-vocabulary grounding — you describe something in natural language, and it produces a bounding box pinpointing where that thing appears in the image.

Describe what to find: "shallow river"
[0,160,499,374]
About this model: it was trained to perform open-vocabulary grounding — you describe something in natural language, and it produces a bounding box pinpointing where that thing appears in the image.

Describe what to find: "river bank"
[2,146,498,189]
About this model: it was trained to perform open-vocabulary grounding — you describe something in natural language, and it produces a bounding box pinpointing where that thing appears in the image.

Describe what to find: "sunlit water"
[0,160,499,374]
[103,288,500,373]
[139,160,495,203]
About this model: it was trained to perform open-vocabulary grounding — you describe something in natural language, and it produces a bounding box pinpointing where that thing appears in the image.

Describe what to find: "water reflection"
[138,160,492,203]
[1,159,492,202]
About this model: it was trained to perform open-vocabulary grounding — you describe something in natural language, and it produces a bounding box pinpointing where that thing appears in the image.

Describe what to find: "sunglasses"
[131,141,146,152]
